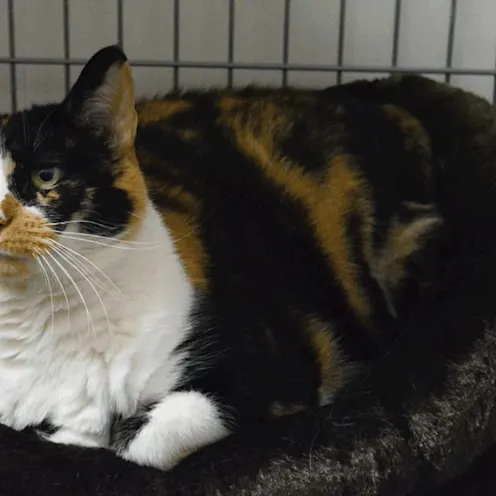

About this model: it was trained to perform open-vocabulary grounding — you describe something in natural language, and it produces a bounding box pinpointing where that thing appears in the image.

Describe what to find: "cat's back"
[135,84,436,208]
[134,85,441,372]
[135,85,438,235]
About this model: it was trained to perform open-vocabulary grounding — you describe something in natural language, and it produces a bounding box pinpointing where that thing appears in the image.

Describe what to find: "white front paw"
[113,391,229,470]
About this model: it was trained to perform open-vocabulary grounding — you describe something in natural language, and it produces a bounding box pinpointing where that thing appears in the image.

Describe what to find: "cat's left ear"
[62,45,137,150]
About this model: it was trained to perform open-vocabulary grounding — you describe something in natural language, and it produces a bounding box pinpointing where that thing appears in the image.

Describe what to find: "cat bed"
[0,280,495,496]
[0,419,494,496]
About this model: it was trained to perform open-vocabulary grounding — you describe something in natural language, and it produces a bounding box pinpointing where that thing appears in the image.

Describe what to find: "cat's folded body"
[0,46,492,471]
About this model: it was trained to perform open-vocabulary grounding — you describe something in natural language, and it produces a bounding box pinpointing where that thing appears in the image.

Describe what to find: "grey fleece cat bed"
[0,424,495,496]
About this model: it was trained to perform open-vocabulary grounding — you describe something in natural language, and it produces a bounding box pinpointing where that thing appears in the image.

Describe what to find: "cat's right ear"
[60,45,137,151]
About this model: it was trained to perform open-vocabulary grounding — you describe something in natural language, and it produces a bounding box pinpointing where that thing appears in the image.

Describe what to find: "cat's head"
[0,45,147,278]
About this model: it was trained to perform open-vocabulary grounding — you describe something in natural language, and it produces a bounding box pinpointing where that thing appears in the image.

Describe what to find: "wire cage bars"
[1,0,496,114]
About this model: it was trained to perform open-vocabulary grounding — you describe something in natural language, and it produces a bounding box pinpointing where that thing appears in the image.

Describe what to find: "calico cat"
[0,45,445,470]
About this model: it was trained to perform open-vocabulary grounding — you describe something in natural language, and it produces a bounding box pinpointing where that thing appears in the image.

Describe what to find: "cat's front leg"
[36,405,109,450]
[110,391,230,470]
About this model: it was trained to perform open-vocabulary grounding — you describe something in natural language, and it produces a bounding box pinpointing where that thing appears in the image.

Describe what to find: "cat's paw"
[111,390,229,470]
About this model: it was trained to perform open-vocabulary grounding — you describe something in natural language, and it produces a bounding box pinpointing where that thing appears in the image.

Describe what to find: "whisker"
[165,214,209,245]
[47,219,126,229]
[59,248,118,300]
[36,246,71,331]
[54,230,162,246]
[44,250,95,339]
[129,211,146,221]
[34,254,55,339]
[50,244,113,338]
[55,233,164,251]
[48,239,124,299]
[21,113,28,147]
[33,106,56,151]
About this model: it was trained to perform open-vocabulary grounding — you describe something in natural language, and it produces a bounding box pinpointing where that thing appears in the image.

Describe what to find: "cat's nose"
[0,194,19,228]
[0,215,10,229]
[0,205,8,227]
[0,211,10,230]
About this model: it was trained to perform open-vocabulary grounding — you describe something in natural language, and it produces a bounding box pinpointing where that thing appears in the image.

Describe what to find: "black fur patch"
[109,403,156,453]
[33,420,59,437]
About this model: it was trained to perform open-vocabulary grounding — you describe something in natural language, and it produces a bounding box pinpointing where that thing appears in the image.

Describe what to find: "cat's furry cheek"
[111,391,230,470]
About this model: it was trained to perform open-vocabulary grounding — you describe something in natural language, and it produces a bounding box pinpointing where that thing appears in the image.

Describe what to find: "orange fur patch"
[5,156,15,176]
[383,104,432,160]
[217,96,245,112]
[113,152,148,239]
[138,100,191,125]
[156,183,199,213]
[229,116,373,323]
[306,317,350,404]
[36,190,60,206]
[1,194,21,220]
[162,211,208,290]
[376,214,440,289]
[103,61,148,239]
[219,99,289,150]
[0,195,55,278]
[145,168,208,289]
[0,258,30,280]
[270,402,306,417]
[321,157,374,321]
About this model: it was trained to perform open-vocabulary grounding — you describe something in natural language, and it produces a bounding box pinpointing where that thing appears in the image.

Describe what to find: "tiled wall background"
[1,0,496,113]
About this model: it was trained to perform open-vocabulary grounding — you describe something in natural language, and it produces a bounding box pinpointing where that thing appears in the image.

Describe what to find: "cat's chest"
[0,285,190,432]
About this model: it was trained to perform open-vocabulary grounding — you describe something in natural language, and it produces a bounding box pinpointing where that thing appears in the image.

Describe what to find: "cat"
[0,45,447,471]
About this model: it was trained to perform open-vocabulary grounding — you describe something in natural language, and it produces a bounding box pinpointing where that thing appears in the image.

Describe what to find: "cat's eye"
[32,167,61,190]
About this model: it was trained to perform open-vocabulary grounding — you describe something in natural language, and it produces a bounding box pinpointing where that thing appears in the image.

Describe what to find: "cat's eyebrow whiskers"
[32,106,57,151]
[21,113,29,148]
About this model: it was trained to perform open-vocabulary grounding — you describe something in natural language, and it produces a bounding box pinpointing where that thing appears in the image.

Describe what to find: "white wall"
[1,0,496,112]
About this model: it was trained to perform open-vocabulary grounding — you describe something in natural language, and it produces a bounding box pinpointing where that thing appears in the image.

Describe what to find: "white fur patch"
[120,391,229,470]
[0,153,11,222]
[44,428,103,448]
[0,201,197,467]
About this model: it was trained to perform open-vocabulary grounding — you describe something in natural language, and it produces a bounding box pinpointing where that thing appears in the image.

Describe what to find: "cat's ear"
[62,45,137,150]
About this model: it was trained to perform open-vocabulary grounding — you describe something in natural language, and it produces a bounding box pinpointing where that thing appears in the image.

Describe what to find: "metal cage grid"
[1,0,495,113]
